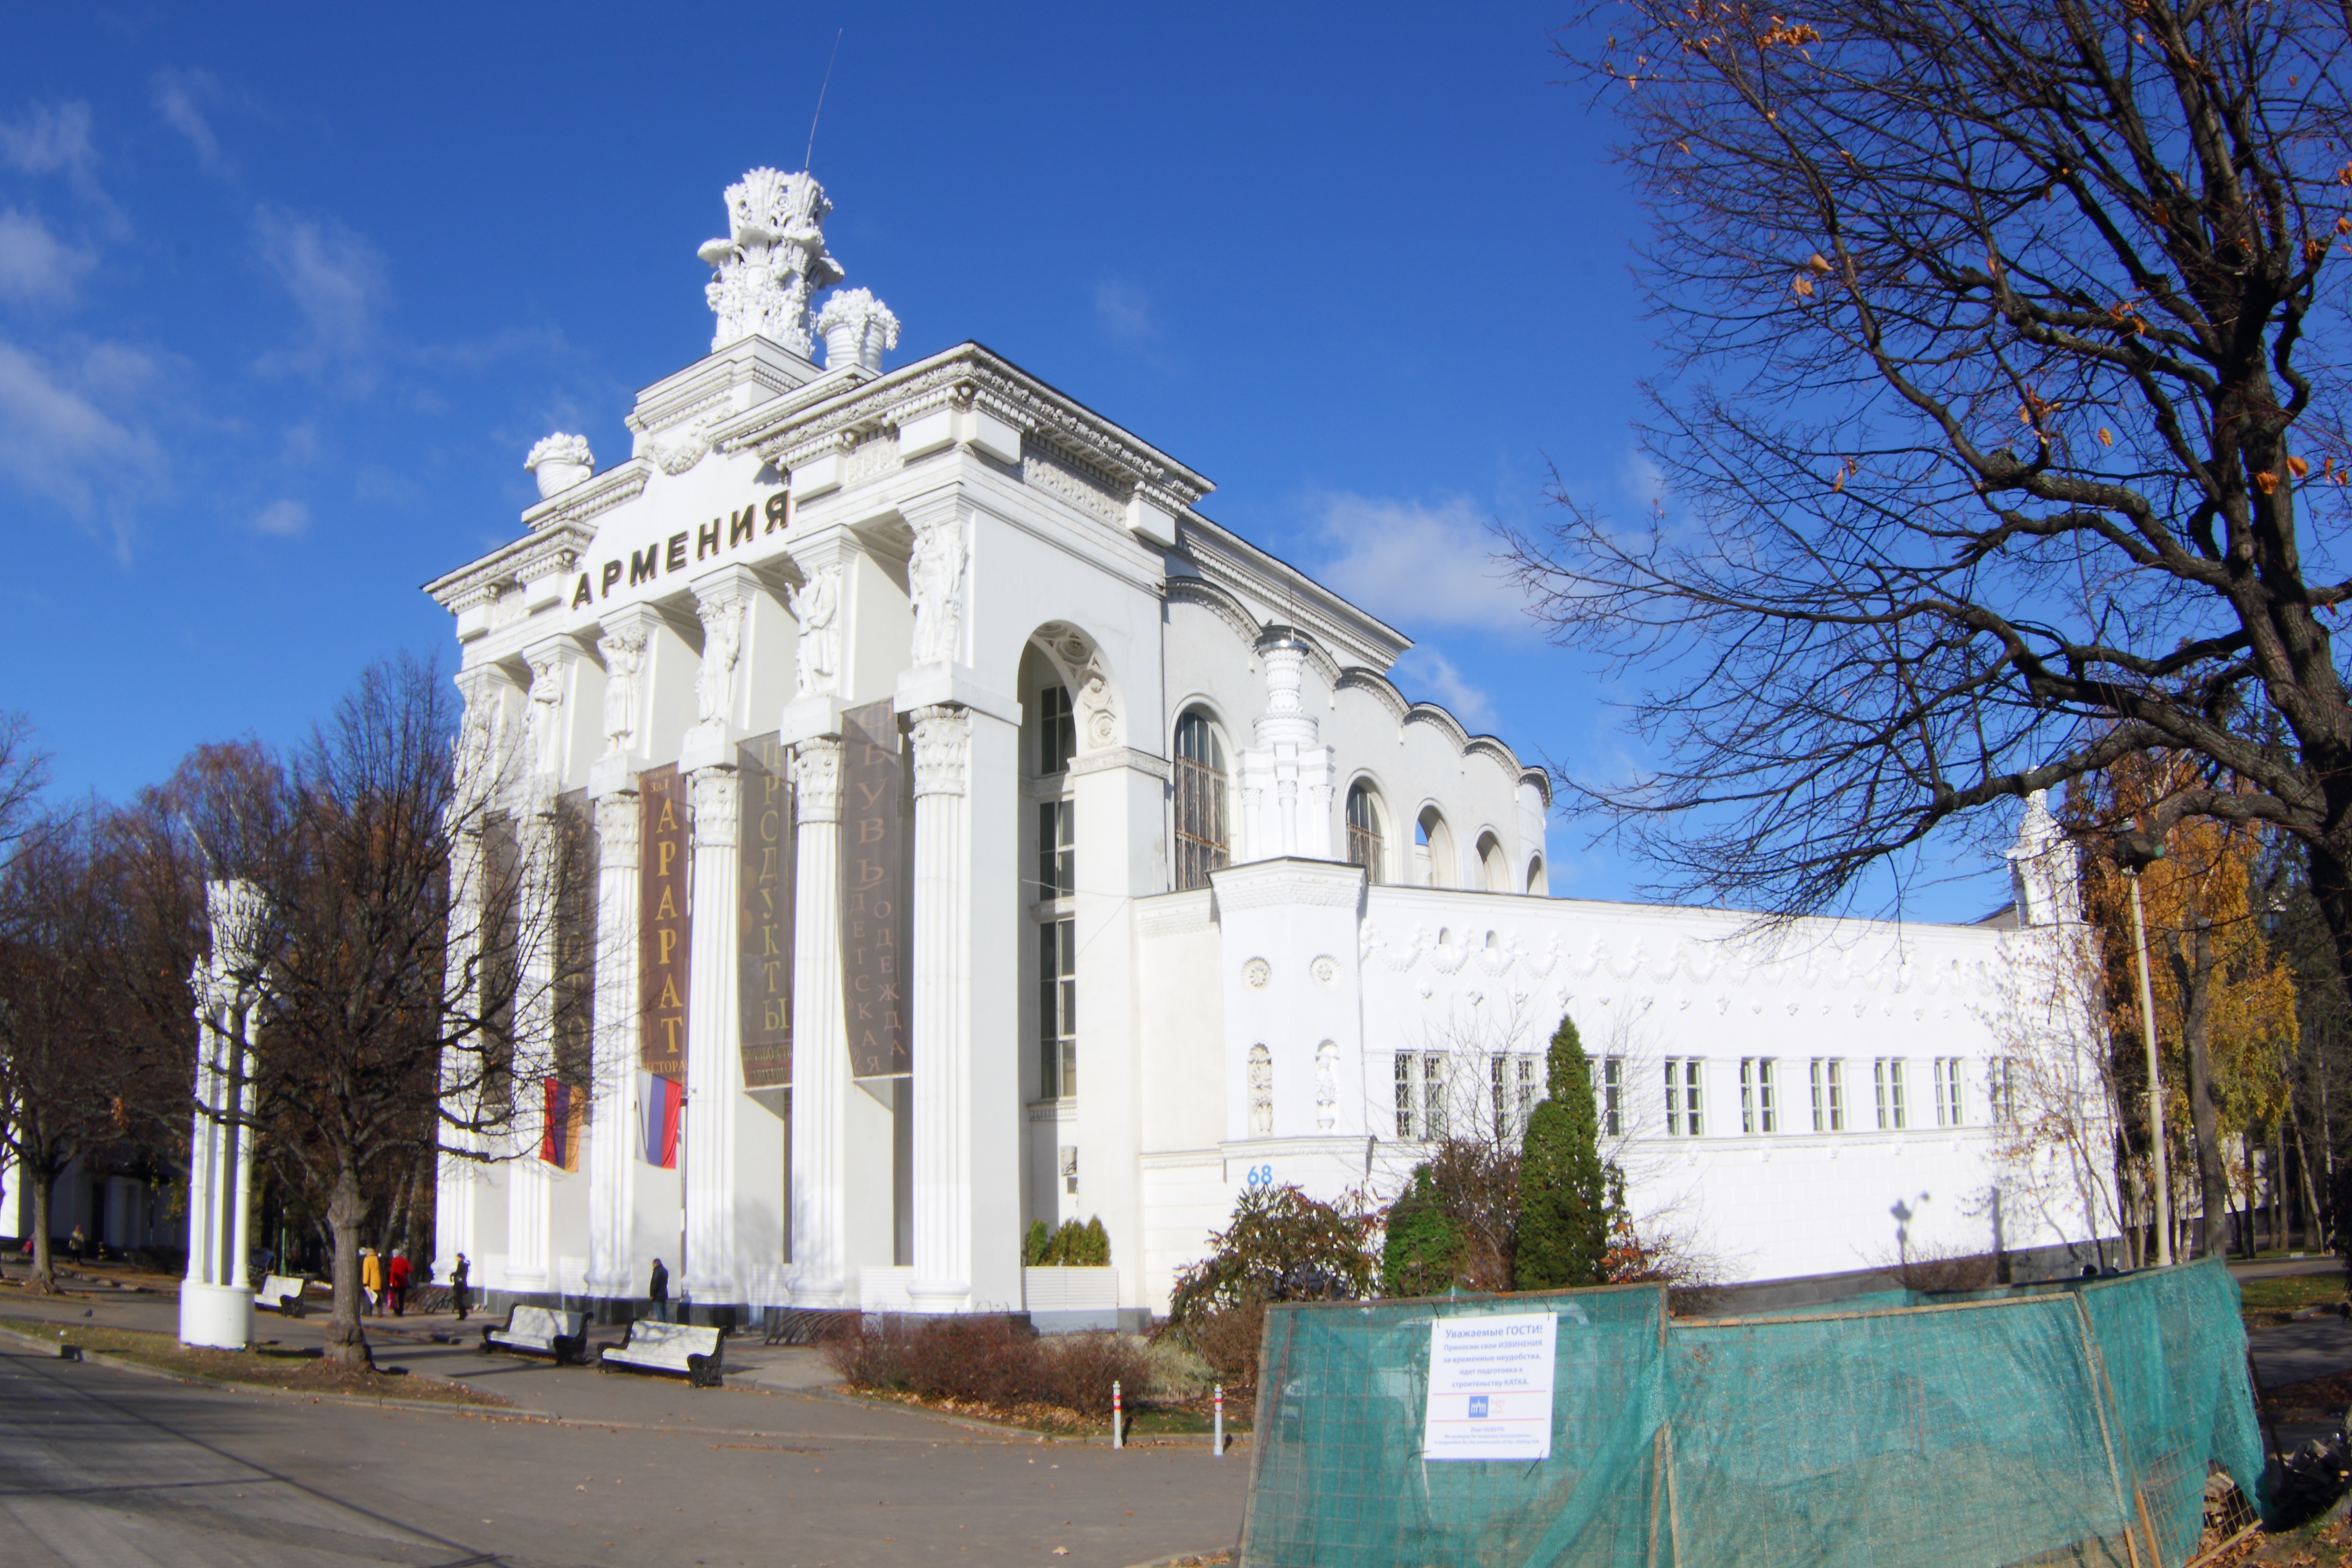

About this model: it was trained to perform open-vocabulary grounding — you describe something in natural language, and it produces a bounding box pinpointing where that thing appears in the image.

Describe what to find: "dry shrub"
[823,1314,1151,1418]
[1886,1241,1999,1295]
[1169,1298,1268,1401]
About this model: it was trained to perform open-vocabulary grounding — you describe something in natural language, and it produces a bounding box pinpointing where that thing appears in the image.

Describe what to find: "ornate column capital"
[792,737,844,823]
[690,767,739,849]
[595,788,640,855]
[910,705,971,798]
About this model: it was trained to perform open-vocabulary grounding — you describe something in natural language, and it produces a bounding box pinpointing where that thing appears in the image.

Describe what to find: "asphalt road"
[0,1340,1246,1567]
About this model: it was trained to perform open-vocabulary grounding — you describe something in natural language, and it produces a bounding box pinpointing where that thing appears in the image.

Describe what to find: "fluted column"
[908,706,972,1310]
[584,785,641,1295]
[786,737,848,1305]
[181,880,261,1349]
[503,797,561,1293]
[681,765,742,1304]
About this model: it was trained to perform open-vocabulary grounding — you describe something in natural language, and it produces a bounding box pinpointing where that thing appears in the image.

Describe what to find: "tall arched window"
[1173,709,1228,891]
[1345,782,1385,884]
[1525,855,1548,896]
[1477,831,1509,892]
[1415,805,1455,888]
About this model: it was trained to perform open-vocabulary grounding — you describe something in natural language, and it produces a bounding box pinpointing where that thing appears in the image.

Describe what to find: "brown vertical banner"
[552,789,598,1088]
[839,700,910,1078]
[737,734,793,1088]
[638,763,690,1076]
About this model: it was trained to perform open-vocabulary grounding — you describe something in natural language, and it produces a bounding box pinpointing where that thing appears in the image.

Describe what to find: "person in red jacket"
[386,1252,411,1316]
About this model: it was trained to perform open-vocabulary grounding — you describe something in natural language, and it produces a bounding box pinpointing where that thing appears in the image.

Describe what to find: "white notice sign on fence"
[1421,1311,1557,1461]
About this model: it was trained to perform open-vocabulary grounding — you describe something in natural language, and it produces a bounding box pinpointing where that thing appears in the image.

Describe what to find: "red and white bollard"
[1213,1383,1224,1457]
[1112,1380,1123,1449]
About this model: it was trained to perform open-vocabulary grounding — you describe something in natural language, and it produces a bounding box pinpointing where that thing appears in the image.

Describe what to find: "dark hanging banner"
[638,763,690,1077]
[737,733,794,1089]
[839,700,910,1079]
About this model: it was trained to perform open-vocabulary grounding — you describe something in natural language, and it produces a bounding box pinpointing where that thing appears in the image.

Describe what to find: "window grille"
[1423,1053,1447,1140]
[1740,1058,1779,1133]
[1039,918,1076,1098]
[1037,799,1073,900]
[1393,1052,1447,1140]
[1346,782,1384,884]
[1989,1058,2019,1124]
[1038,684,1075,774]
[1934,1058,1965,1126]
[1172,710,1228,891]
[1665,1059,1704,1136]
[1602,1057,1622,1137]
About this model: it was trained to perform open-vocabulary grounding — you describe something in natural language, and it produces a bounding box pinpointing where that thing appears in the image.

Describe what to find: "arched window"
[1525,855,1548,896]
[1345,782,1385,884]
[1478,831,1509,893]
[1248,1043,1273,1136]
[1173,709,1228,891]
[1416,806,1455,888]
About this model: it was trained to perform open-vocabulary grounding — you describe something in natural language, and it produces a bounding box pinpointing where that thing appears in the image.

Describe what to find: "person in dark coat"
[451,1253,471,1321]
[649,1258,670,1322]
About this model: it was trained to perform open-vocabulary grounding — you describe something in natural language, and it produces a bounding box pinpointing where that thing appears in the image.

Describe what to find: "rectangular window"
[1522,1056,1543,1131]
[1742,1059,1777,1134]
[1665,1059,1704,1137]
[1827,1059,1843,1132]
[1038,685,1075,774]
[1875,1059,1907,1130]
[1810,1059,1825,1132]
[1601,1057,1622,1138]
[1395,1052,1414,1139]
[1492,1055,1538,1139]
[1037,799,1073,900]
[1933,1058,1965,1127]
[1393,1053,1447,1140]
[1038,918,1076,1098]
[1890,1060,1906,1129]
[1987,1058,2017,1124]
[1423,1053,1448,1141]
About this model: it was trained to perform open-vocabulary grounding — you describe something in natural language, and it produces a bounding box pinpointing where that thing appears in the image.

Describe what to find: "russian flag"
[639,1072,682,1168]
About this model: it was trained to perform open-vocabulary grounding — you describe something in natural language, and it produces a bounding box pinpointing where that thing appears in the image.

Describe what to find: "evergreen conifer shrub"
[1380,1163,1462,1298]
[1514,1012,1610,1290]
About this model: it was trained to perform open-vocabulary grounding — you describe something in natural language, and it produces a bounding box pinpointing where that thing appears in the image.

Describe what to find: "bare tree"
[1514,4,2352,992]
[192,657,592,1367]
[0,812,147,1289]
[1984,918,2131,1266]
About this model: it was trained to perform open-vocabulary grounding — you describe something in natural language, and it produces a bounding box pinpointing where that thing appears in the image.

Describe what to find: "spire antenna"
[804,28,844,174]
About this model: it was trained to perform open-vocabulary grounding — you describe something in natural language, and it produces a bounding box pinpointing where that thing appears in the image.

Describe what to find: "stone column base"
[179,1281,253,1349]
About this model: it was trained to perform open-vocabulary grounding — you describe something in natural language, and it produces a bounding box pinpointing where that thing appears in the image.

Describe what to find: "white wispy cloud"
[0,338,165,556]
[152,68,232,177]
[253,206,388,380]
[1392,644,1496,730]
[0,101,121,231]
[0,208,94,304]
[252,498,309,536]
[1093,280,1155,348]
[1311,491,1538,632]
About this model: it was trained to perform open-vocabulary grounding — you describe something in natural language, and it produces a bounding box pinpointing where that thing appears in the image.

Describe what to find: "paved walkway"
[0,1285,1246,1566]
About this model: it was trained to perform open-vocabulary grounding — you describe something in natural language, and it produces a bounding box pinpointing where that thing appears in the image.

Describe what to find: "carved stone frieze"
[1021,436,1125,526]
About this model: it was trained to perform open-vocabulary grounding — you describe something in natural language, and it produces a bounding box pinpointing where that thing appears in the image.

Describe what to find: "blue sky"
[0,4,2010,919]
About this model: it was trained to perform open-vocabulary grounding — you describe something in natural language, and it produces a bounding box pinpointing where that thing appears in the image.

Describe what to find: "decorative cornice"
[1177,514,1409,673]
[1210,857,1365,914]
[1403,703,1471,751]
[721,342,1212,511]
[1136,888,1215,936]
[1164,577,1261,650]
[1463,735,1523,781]
[1068,745,1170,782]
[518,461,650,534]
[424,518,597,611]
[1336,667,1410,728]
[1519,766,1554,807]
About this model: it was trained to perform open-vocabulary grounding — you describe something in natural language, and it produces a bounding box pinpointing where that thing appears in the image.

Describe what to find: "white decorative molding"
[1242,958,1271,990]
[1067,746,1170,782]
[525,433,594,498]
[523,648,568,778]
[909,706,971,798]
[787,564,843,698]
[816,288,900,373]
[1211,859,1364,914]
[594,789,639,855]
[647,416,718,476]
[1315,1041,1338,1132]
[1074,659,1120,752]
[519,464,649,535]
[699,167,841,356]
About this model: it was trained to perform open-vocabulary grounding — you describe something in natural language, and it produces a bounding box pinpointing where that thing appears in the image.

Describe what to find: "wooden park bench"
[253,1274,315,1317]
[597,1319,724,1386]
[481,1305,587,1364]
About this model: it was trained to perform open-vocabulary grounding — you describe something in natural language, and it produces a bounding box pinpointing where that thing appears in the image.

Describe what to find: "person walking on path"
[451,1253,470,1321]
[649,1258,670,1323]
[386,1252,410,1316]
[67,1226,85,1265]
[361,1247,382,1316]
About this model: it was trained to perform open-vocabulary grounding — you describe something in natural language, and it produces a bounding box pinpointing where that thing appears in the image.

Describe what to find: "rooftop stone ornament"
[525,433,595,499]
[815,288,900,373]
[698,167,842,357]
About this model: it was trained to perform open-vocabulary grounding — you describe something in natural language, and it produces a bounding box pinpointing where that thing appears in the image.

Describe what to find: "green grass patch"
[0,1316,509,1407]
[2238,1271,2345,1326]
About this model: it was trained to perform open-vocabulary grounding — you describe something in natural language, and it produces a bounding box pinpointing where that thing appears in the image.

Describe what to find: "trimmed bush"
[1025,1215,1112,1266]
[1380,1163,1461,1298]
[1514,1012,1610,1290]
